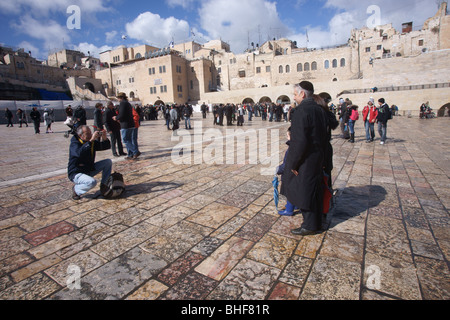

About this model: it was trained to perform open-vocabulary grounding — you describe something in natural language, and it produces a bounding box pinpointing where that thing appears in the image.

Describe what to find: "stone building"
[92,3,449,115]
[0,47,95,100]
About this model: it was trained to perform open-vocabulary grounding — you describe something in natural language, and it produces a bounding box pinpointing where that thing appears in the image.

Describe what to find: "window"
[159,65,166,73]
[135,53,142,59]
[176,65,182,73]
[129,77,134,83]
[324,60,329,69]
[150,87,157,94]
[297,63,303,72]
[332,59,338,68]
[285,65,290,73]
[256,67,261,73]
[279,65,283,73]
[418,39,424,46]
[266,66,271,72]
[239,70,246,78]
[365,47,371,52]
[340,58,346,67]
[377,45,382,50]
[218,67,221,74]
[311,61,317,70]
[304,62,310,71]
[148,67,155,75]
[160,85,167,93]
[177,85,183,92]
[190,80,193,90]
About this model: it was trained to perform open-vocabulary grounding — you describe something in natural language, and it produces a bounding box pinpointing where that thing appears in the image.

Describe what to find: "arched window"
[297,63,303,72]
[135,53,142,59]
[304,62,310,71]
[279,65,283,73]
[340,58,346,67]
[332,59,338,68]
[311,61,317,70]
[324,60,330,69]
[285,65,290,73]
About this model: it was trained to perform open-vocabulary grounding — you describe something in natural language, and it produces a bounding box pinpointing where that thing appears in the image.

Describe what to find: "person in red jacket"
[362,98,378,143]
[346,105,359,143]
[131,105,141,159]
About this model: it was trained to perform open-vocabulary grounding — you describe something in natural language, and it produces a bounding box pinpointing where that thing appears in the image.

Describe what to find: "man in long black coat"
[281,81,328,236]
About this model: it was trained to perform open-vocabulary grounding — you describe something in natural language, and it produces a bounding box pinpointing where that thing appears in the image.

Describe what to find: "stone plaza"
[0,113,449,301]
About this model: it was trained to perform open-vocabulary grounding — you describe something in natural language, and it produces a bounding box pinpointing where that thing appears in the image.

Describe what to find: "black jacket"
[93,108,104,130]
[104,108,121,132]
[376,103,391,124]
[30,110,41,122]
[68,135,111,181]
[116,100,135,129]
[74,107,87,125]
[281,98,327,212]
[277,141,290,175]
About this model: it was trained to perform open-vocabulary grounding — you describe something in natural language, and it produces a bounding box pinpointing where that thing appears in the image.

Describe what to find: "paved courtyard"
[0,112,449,302]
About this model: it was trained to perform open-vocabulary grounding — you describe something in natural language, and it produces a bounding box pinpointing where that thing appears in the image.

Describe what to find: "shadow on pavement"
[327,185,387,226]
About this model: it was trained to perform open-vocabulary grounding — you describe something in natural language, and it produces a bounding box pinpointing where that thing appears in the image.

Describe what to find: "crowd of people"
[336,96,393,145]
[419,101,436,119]
[0,88,398,229]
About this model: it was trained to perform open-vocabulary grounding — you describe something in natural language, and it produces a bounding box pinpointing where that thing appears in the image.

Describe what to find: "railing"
[339,82,450,96]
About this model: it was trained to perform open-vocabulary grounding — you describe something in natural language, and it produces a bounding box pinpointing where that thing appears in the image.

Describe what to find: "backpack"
[102,172,125,199]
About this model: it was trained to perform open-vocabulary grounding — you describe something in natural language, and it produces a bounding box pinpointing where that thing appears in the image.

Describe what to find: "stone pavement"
[0,113,449,301]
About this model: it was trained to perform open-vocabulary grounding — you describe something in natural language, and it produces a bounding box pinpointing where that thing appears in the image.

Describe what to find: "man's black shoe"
[291,227,319,236]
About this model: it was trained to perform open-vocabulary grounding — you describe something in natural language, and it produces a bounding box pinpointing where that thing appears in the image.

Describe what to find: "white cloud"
[11,15,71,52]
[105,31,118,43]
[288,0,439,49]
[18,41,41,59]
[125,12,192,47]
[198,0,290,53]
[73,42,113,58]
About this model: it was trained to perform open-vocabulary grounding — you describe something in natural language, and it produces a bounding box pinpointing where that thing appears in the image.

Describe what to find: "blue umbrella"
[272,175,279,210]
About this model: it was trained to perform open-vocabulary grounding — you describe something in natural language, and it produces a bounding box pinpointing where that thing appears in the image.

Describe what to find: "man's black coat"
[281,97,327,213]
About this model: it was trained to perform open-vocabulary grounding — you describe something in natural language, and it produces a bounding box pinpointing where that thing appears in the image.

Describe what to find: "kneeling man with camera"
[68,125,112,200]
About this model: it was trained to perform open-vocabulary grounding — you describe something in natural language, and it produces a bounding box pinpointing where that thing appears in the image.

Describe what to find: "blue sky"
[0,0,441,60]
